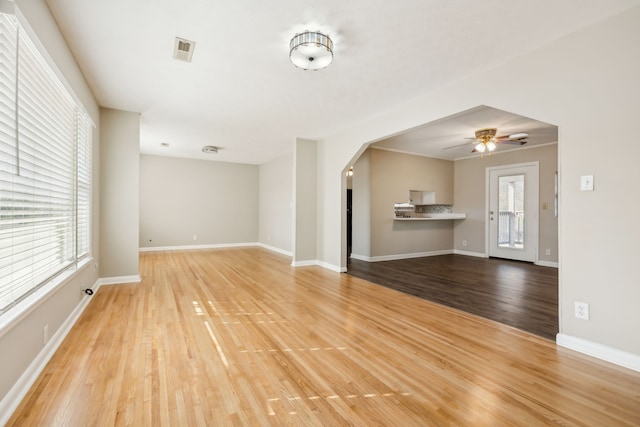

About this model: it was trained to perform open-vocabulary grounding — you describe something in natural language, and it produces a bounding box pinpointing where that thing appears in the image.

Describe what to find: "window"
[0,10,92,314]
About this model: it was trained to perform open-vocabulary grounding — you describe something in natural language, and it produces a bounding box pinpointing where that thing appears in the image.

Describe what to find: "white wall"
[100,108,140,279]
[139,155,259,248]
[259,153,293,254]
[0,0,100,414]
[318,7,640,357]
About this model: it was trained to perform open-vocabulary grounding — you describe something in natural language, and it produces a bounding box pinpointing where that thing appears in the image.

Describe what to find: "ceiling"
[45,0,639,165]
[371,106,558,161]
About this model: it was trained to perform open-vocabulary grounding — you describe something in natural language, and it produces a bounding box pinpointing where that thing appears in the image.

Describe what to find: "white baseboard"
[349,253,370,262]
[139,242,259,252]
[0,278,100,426]
[291,259,346,273]
[140,242,294,257]
[453,249,487,258]
[316,261,346,273]
[256,243,293,257]
[556,333,640,372]
[535,260,559,268]
[291,260,317,267]
[350,250,453,263]
[98,275,141,286]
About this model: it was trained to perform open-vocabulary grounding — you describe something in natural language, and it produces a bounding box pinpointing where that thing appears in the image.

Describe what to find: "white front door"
[487,163,539,262]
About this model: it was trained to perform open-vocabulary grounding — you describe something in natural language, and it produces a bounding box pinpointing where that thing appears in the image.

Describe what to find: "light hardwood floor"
[8,248,640,426]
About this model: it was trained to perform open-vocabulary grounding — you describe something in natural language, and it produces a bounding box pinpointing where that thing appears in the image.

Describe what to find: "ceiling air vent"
[202,145,219,153]
[173,37,196,62]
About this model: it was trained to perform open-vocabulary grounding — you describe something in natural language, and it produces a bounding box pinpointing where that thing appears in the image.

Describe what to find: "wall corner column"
[99,108,140,280]
[292,138,318,265]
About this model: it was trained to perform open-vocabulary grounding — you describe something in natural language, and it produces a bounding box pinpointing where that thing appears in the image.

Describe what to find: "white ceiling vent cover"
[173,37,196,62]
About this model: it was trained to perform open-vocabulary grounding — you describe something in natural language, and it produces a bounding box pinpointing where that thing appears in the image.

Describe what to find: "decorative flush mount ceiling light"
[289,30,333,70]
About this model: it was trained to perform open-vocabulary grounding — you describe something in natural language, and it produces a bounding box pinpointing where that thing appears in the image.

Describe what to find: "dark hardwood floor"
[347,254,558,340]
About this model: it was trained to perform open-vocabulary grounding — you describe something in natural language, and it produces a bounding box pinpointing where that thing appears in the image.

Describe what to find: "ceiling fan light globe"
[487,141,496,151]
[475,143,486,153]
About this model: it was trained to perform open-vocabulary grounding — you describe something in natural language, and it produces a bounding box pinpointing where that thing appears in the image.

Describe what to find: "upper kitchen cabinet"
[409,190,452,205]
[409,190,435,205]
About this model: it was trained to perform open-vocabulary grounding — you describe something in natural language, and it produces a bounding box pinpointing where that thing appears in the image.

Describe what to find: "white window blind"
[0,11,92,314]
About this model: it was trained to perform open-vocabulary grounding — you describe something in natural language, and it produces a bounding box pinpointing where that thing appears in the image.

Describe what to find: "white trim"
[139,242,259,252]
[556,333,640,372]
[256,243,293,257]
[486,162,540,262]
[349,253,370,262]
[350,250,453,263]
[0,278,100,426]
[453,249,487,258]
[291,260,317,267]
[291,259,346,273]
[535,260,559,268]
[98,275,141,286]
[0,257,93,340]
[317,261,346,273]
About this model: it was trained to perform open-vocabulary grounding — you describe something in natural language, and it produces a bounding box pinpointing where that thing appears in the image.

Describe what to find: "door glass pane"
[498,174,524,249]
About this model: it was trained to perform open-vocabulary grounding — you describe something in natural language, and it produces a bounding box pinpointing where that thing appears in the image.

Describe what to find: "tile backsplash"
[415,204,452,214]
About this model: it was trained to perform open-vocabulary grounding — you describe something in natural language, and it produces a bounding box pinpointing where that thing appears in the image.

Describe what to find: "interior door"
[488,164,538,262]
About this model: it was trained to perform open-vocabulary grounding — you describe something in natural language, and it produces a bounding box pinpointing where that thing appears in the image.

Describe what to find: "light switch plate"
[580,175,594,191]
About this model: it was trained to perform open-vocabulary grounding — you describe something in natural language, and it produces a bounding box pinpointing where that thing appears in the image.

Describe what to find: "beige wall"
[139,155,259,248]
[352,145,558,263]
[318,7,640,356]
[0,0,100,412]
[351,150,371,257]
[100,108,140,278]
[368,149,454,258]
[259,153,293,253]
[454,144,558,263]
[293,139,318,264]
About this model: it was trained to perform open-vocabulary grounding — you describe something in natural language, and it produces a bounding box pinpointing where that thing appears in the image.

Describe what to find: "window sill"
[0,257,94,340]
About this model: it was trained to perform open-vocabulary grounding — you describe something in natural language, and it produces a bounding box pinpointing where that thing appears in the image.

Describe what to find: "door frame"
[484,161,539,263]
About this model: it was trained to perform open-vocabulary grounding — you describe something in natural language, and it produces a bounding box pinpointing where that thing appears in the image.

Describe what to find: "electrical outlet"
[44,324,49,344]
[193,234,197,241]
[575,302,589,320]
[545,249,551,256]
[462,240,467,247]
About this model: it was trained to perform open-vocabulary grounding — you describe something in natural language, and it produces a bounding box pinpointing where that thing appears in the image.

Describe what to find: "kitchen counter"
[394,213,466,220]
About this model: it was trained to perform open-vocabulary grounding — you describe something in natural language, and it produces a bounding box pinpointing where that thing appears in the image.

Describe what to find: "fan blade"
[443,142,475,150]
[497,139,528,145]
[497,132,528,140]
